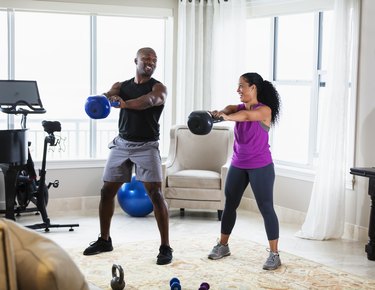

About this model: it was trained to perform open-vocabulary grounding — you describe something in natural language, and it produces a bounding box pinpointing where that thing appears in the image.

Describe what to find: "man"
[83,47,172,265]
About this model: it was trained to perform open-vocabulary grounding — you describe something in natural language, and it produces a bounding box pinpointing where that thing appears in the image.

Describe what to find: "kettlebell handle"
[111,264,125,290]
[112,264,124,281]
[209,111,224,123]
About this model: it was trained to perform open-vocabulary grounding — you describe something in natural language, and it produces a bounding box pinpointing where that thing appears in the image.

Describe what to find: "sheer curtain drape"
[296,0,360,240]
[176,0,246,124]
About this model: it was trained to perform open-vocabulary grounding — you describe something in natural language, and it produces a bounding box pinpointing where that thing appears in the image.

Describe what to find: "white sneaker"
[208,242,231,260]
[263,250,281,270]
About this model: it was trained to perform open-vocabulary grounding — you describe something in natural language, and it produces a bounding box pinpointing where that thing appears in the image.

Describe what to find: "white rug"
[68,237,375,290]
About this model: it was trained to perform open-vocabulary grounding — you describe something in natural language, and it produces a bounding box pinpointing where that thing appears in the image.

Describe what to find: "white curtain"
[296,0,360,240]
[210,0,247,111]
[176,0,246,124]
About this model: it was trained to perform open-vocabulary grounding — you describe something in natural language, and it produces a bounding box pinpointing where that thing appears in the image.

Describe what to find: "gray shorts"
[102,136,162,183]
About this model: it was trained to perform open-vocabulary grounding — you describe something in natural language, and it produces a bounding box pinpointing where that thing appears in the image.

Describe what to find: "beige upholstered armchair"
[162,124,234,220]
[0,218,101,290]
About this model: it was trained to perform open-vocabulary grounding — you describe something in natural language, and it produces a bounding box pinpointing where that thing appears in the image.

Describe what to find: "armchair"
[0,218,101,290]
[162,124,234,220]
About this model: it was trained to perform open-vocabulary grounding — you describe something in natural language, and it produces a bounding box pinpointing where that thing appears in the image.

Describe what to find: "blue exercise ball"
[117,176,153,217]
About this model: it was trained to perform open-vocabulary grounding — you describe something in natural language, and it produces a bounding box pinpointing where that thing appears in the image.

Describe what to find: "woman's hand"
[210,110,220,118]
[218,112,229,121]
[210,110,229,121]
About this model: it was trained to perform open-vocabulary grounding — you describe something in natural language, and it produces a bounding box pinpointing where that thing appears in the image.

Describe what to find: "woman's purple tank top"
[231,103,273,169]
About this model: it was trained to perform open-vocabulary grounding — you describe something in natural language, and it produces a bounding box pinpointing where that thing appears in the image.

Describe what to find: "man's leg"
[143,181,172,265]
[83,181,122,255]
[143,181,169,246]
[99,181,123,240]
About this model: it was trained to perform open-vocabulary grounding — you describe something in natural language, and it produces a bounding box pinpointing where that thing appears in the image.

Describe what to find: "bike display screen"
[0,80,44,107]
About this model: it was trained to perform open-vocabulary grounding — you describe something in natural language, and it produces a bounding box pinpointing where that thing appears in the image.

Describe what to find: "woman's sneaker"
[208,242,231,260]
[262,250,281,270]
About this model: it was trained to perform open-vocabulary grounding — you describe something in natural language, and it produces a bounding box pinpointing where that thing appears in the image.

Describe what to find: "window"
[246,10,334,169]
[96,15,167,159]
[245,17,271,79]
[273,13,316,166]
[1,9,172,161]
[14,11,91,160]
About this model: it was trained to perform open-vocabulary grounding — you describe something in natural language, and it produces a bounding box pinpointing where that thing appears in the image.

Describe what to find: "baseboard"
[1,196,369,242]
[0,196,109,215]
[47,196,103,212]
[342,222,369,242]
[239,196,369,242]
[239,196,306,225]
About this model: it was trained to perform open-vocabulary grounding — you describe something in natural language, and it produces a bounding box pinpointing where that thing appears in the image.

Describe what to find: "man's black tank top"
[118,77,164,142]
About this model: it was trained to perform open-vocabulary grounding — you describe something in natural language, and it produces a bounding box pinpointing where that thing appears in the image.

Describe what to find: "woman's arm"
[210,105,238,118]
[220,105,271,124]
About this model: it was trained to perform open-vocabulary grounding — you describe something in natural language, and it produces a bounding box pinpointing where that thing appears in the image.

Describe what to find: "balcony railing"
[18,117,169,162]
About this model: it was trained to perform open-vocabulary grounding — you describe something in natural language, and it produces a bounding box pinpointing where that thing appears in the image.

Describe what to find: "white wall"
[1,0,374,242]
[350,0,375,237]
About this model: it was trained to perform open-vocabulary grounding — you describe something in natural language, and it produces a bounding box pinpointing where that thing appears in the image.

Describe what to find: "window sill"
[33,159,107,170]
[275,163,316,182]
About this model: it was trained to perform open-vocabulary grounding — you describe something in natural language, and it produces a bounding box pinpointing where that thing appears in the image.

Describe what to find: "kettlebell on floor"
[110,264,125,290]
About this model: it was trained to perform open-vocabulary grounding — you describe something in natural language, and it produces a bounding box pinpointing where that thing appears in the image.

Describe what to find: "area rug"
[68,237,375,290]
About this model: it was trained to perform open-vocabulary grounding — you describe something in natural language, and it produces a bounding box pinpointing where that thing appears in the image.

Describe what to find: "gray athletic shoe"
[208,242,231,260]
[262,251,281,270]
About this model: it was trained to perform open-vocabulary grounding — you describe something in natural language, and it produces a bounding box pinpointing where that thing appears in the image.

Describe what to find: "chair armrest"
[162,158,182,193]
[162,125,187,192]
[220,159,231,189]
[0,219,18,290]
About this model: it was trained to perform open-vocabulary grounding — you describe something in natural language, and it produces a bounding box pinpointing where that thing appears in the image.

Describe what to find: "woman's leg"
[208,166,249,260]
[220,165,249,244]
[248,163,279,252]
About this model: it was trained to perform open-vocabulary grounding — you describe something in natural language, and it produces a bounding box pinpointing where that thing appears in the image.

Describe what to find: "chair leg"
[218,210,223,221]
[180,208,185,217]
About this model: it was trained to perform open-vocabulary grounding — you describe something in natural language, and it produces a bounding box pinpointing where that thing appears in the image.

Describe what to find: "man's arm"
[103,82,122,99]
[119,83,167,110]
[104,81,167,110]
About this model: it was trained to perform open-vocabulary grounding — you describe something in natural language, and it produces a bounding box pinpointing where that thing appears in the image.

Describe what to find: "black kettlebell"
[187,110,224,135]
[111,264,125,290]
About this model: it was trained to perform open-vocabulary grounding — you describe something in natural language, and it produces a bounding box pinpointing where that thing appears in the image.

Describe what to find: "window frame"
[246,5,358,187]
[0,3,174,167]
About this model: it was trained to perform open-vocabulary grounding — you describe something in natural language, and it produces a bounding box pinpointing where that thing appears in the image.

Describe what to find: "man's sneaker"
[83,236,113,256]
[157,245,173,265]
[208,242,231,260]
[263,250,281,270]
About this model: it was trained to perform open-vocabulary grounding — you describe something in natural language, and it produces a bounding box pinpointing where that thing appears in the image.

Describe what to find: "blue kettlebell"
[85,95,120,119]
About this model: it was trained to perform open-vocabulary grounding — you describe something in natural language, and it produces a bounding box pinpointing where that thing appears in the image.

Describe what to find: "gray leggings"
[221,163,279,241]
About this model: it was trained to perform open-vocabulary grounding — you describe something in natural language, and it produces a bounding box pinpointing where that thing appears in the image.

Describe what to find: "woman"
[208,72,281,270]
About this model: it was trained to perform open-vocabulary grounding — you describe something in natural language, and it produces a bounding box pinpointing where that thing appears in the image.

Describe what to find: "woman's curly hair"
[241,72,281,125]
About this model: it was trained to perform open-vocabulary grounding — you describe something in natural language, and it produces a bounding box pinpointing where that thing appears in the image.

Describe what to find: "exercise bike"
[18,120,79,231]
[0,80,79,232]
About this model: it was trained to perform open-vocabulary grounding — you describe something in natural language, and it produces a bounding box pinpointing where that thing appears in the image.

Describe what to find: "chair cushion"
[1,218,90,290]
[167,170,221,189]
[175,128,230,171]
